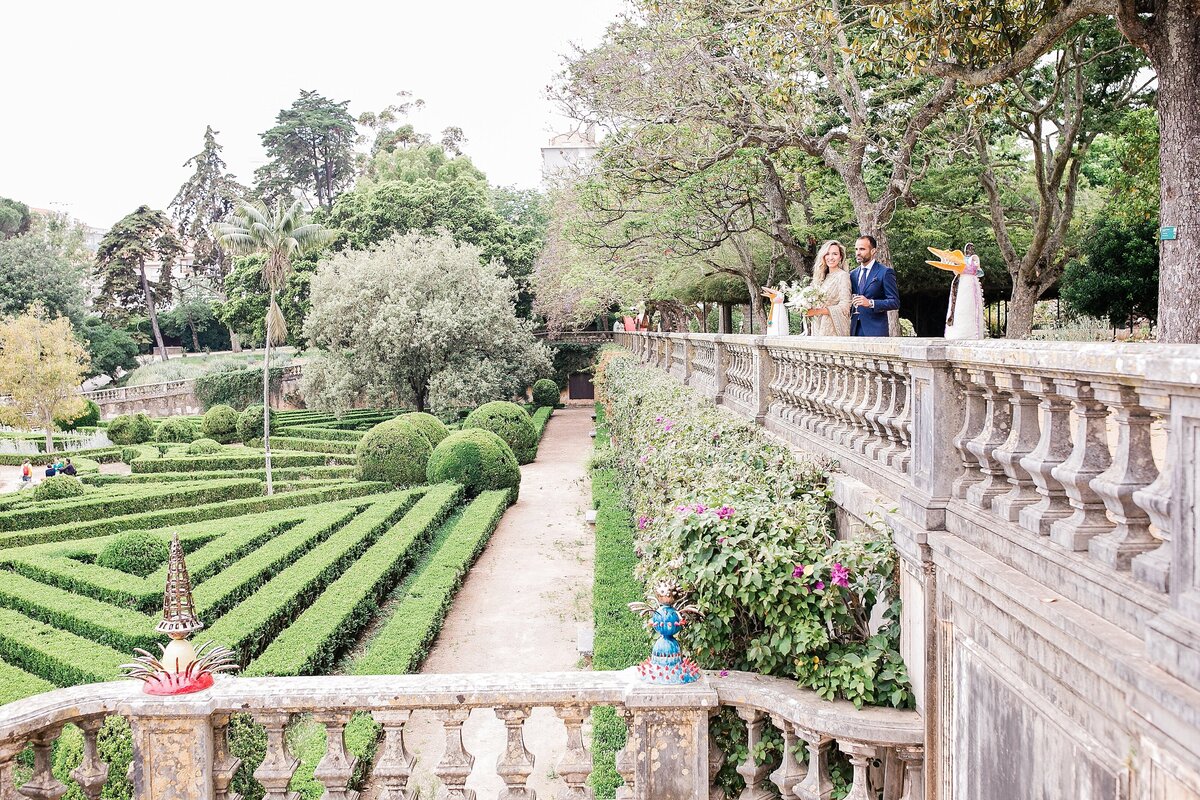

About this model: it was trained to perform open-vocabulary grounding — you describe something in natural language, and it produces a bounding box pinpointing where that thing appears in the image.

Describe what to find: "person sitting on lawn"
[44,463,57,478]
[61,459,77,477]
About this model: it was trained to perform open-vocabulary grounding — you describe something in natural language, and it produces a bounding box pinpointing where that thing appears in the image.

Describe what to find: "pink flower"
[693,503,707,514]
[719,669,730,677]
[812,580,826,591]
[792,564,805,578]
[637,516,650,530]
[655,415,664,423]
[639,454,649,463]
[663,420,675,432]
[831,562,850,588]
[716,505,734,520]
[717,536,727,545]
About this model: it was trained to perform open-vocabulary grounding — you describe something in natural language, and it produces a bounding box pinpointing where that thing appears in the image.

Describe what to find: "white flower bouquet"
[782,279,824,334]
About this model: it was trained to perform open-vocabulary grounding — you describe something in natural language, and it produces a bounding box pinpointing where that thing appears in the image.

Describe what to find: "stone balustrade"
[0,671,921,800]
[617,332,1200,694]
[78,365,306,419]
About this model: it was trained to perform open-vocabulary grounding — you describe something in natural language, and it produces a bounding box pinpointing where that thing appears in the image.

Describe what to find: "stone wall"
[85,365,305,419]
[617,331,1200,800]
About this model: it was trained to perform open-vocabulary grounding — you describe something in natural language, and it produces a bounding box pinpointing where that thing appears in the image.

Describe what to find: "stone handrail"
[617,331,1200,690]
[0,670,922,800]
[82,365,305,404]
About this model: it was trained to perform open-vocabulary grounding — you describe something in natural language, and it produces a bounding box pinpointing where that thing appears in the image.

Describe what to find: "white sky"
[0,0,625,229]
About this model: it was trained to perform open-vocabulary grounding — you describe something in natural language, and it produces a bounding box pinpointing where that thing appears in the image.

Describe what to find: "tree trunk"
[1006,276,1042,339]
[228,328,242,353]
[44,425,54,455]
[185,309,201,352]
[1148,7,1200,343]
[140,264,169,361]
[262,293,274,497]
[760,155,810,277]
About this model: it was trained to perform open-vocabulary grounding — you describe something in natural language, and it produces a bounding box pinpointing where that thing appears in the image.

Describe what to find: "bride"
[927,243,985,340]
[805,240,852,336]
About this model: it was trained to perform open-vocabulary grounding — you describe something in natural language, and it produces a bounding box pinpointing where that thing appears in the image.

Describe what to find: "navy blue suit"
[849,261,899,337]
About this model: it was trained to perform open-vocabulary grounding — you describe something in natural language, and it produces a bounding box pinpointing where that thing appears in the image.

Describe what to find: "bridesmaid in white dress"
[941,243,985,340]
[805,240,853,336]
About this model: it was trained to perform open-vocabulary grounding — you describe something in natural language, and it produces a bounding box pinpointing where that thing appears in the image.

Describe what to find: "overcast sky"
[1,0,625,229]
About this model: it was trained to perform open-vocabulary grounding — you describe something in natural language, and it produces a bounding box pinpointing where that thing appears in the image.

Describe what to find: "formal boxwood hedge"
[426,429,521,501]
[531,378,559,408]
[0,569,158,651]
[273,426,364,443]
[96,531,170,576]
[32,475,85,502]
[85,465,358,485]
[53,399,101,432]
[237,405,277,443]
[531,406,553,441]
[394,412,449,447]
[245,484,462,676]
[202,405,240,444]
[355,419,432,487]
[154,417,196,444]
[271,436,358,455]
[106,413,156,445]
[0,659,54,706]
[462,401,538,464]
[0,447,123,467]
[188,438,224,455]
[0,606,127,686]
[132,452,344,474]
[352,489,509,674]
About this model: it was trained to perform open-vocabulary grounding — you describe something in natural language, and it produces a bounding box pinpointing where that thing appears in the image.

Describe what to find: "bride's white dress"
[945,256,984,340]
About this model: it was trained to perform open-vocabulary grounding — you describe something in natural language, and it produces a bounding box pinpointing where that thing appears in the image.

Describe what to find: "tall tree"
[169,126,247,350]
[873,0,1200,342]
[0,232,87,321]
[94,206,182,361]
[0,305,89,453]
[215,200,332,495]
[255,90,357,210]
[0,197,32,239]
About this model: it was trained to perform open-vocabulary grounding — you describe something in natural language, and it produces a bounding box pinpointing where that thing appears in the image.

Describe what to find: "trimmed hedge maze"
[0,404,555,800]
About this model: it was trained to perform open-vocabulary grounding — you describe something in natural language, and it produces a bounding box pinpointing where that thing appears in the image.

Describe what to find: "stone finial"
[156,533,203,638]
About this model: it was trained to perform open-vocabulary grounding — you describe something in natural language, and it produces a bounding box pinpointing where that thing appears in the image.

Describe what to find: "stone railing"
[534,330,616,345]
[0,671,922,800]
[80,365,305,419]
[616,332,1200,692]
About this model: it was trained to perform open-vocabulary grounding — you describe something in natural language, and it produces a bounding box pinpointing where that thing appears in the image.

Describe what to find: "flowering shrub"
[596,349,911,709]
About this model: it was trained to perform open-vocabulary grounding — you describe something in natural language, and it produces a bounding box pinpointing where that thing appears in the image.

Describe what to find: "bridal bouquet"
[783,279,824,314]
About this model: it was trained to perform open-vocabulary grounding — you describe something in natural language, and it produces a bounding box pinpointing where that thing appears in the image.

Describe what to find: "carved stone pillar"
[837,740,877,800]
[901,344,964,531]
[964,371,1013,509]
[793,728,833,800]
[17,728,66,800]
[990,372,1042,521]
[623,679,717,800]
[371,710,415,800]
[434,709,475,800]
[895,746,925,800]
[713,338,728,405]
[1132,388,1173,592]
[494,707,535,800]
[131,706,217,800]
[950,369,987,500]
[211,715,241,800]
[1,741,23,800]
[1017,376,1073,536]
[767,716,805,799]
[733,708,772,800]
[312,711,358,800]
[1049,379,1114,551]
[251,711,297,800]
[73,716,110,800]
[752,338,773,425]
[554,706,593,800]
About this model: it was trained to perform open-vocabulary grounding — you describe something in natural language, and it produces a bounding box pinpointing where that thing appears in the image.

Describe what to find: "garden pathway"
[397,405,597,799]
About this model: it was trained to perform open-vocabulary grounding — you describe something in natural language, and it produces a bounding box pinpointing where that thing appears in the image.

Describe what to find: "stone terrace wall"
[84,365,304,418]
[617,331,1200,800]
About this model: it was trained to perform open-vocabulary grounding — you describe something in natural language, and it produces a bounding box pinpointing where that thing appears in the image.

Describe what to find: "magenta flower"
[663,420,675,432]
[639,454,649,463]
[655,415,664,423]
[717,536,727,545]
[637,516,650,530]
[792,564,805,578]
[716,505,734,520]
[693,503,707,514]
[812,580,826,591]
[719,669,730,677]
[831,562,850,588]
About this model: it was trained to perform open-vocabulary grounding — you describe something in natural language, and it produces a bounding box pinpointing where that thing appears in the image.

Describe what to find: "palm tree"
[214,200,332,495]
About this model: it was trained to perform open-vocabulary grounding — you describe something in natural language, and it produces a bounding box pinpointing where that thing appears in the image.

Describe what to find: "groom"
[850,234,899,337]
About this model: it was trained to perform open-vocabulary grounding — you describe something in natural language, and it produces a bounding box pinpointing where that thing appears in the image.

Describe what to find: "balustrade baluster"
[965,371,1013,509]
[991,373,1042,522]
[1088,383,1161,570]
[212,716,242,800]
[888,368,912,473]
[951,370,987,499]
[792,727,833,800]
[554,706,593,800]
[72,717,109,800]
[495,707,535,800]
[312,712,358,800]
[837,740,877,800]
[767,716,805,798]
[434,709,475,800]
[734,709,773,800]
[613,709,635,800]
[1132,389,1173,592]
[895,746,925,800]
[371,710,415,800]
[1049,379,1114,550]
[1,742,21,800]
[862,363,891,461]
[253,712,300,800]
[18,728,67,800]
[812,356,838,436]
[707,710,727,800]
[1017,377,1073,536]
[847,358,878,453]
[803,356,829,433]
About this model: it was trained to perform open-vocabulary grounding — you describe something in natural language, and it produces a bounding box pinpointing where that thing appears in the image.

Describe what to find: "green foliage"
[355,419,433,487]
[78,318,140,379]
[0,230,87,321]
[531,378,559,408]
[0,606,126,685]
[394,411,450,447]
[106,413,155,445]
[134,452,343,474]
[0,196,32,239]
[96,531,170,577]
[154,416,196,443]
[352,490,509,674]
[237,404,276,443]
[1062,216,1159,327]
[51,717,133,800]
[549,342,600,388]
[169,125,246,289]
[270,436,356,454]
[530,406,553,441]
[0,659,53,705]
[54,399,100,431]
[462,401,537,464]
[202,404,240,443]
[92,206,182,323]
[426,429,522,500]
[195,368,284,411]
[188,438,223,455]
[598,352,911,708]
[255,90,357,210]
[32,475,85,503]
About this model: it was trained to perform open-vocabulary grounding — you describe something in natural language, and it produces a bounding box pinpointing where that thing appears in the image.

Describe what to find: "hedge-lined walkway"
[399,406,596,799]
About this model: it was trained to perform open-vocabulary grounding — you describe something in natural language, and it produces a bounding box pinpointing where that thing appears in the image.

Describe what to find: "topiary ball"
[237,404,276,443]
[531,379,560,408]
[33,474,85,502]
[54,399,101,431]
[187,438,223,455]
[462,401,538,464]
[426,428,521,501]
[202,405,240,444]
[395,412,450,447]
[97,531,169,577]
[355,419,433,487]
[154,417,196,444]
[106,413,156,445]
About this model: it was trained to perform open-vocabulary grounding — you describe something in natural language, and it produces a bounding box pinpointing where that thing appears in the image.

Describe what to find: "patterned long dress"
[812,269,852,337]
